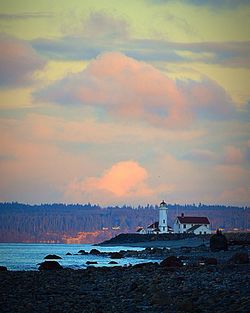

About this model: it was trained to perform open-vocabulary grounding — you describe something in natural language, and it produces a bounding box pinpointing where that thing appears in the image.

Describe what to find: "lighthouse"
[159,200,168,233]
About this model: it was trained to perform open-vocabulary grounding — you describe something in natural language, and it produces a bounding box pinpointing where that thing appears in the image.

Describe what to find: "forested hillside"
[0,202,249,243]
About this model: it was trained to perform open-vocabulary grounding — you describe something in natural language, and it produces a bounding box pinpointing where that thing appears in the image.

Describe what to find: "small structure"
[173,213,211,234]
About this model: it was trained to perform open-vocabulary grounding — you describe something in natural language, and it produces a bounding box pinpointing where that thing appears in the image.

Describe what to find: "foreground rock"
[86,261,98,265]
[0,266,7,271]
[229,252,249,264]
[1,263,249,313]
[78,250,88,255]
[109,252,124,259]
[38,261,63,270]
[44,254,62,259]
[160,256,183,267]
[89,249,101,255]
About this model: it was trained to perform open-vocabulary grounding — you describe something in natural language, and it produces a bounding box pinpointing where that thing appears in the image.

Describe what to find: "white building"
[137,200,173,234]
[173,213,211,235]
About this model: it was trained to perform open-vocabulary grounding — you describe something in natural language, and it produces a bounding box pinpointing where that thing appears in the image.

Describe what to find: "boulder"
[89,249,101,255]
[66,252,72,256]
[44,254,62,260]
[38,261,63,270]
[0,266,7,271]
[210,230,228,252]
[86,261,98,265]
[109,252,124,259]
[109,261,118,264]
[160,256,183,267]
[229,252,249,264]
[133,262,156,269]
[205,258,218,265]
[78,250,88,255]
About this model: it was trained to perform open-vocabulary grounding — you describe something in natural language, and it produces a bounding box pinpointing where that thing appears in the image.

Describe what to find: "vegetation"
[0,202,249,243]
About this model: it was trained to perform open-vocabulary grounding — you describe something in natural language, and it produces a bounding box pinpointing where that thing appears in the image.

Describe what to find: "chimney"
[181,213,184,217]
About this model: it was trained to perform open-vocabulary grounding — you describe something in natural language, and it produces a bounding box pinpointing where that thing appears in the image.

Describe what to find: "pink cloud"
[66,161,151,198]
[36,52,236,127]
[0,36,46,87]
[36,52,237,127]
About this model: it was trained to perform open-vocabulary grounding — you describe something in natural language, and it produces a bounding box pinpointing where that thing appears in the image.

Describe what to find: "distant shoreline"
[97,237,209,248]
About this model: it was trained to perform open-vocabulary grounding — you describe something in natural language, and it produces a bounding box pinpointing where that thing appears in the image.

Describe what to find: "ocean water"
[0,243,158,271]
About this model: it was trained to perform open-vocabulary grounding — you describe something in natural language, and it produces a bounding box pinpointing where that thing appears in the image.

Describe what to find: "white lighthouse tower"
[159,200,168,233]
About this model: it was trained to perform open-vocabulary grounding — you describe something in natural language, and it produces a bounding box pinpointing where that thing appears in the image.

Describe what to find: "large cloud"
[64,161,157,205]
[35,52,235,127]
[0,36,46,87]
[69,161,149,197]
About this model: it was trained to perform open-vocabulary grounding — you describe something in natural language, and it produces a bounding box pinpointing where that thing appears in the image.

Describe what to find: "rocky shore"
[0,261,249,313]
[1,241,250,313]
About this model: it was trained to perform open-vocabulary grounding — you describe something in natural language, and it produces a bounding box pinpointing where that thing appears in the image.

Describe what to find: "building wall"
[173,219,211,234]
[193,224,211,235]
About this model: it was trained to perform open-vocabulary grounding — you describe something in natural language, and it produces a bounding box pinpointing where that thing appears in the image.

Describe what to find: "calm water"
[0,243,157,271]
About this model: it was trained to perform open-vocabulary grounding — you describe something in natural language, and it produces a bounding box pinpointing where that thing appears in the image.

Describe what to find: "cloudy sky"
[0,0,250,206]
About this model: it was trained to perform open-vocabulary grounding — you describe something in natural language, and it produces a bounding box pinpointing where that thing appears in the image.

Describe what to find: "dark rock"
[229,252,249,264]
[38,261,63,270]
[133,262,157,269]
[205,257,218,265]
[109,252,124,259]
[0,266,7,271]
[210,230,228,252]
[89,249,101,255]
[66,252,72,255]
[86,261,98,265]
[109,261,118,264]
[78,249,88,255]
[151,291,170,305]
[44,254,62,259]
[160,255,183,267]
[178,299,194,312]
[180,247,192,253]
[129,281,138,292]
[160,256,183,267]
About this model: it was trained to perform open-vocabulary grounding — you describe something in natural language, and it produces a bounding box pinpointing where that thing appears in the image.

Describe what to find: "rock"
[86,261,98,265]
[89,249,101,255]
[129,281,138,292]
[210,230,228,252]
[160,256,183,267]
[78,249,88,255]
[44,254,62,259]
[66,252,72,255]
[229,252,249,264]
[178,299,194,312]
[109,261,118,264]
[180,247,192,253]
[0,266,7,271]
[205,257,218,265]
[151,291,170,305]
[109,252,124,259]
[133,262,156,269]
[38,261,63,270]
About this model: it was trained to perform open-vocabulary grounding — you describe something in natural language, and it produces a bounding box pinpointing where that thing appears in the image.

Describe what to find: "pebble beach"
[0,240,249,313]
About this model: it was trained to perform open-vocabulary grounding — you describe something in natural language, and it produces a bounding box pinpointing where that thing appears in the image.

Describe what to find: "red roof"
[177,216,210,224]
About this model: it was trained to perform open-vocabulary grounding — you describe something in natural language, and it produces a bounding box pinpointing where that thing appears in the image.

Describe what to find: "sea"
[0,243,159,271]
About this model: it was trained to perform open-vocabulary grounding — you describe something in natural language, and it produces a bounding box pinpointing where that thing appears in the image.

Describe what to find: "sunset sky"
[0,0,250,206]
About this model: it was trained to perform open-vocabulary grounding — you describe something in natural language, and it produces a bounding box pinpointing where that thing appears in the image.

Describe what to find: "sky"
[0,0,250,206]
